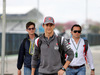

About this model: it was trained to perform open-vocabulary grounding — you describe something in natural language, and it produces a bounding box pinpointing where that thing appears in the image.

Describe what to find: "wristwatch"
[61,67,66,71]
[91,69,95,71]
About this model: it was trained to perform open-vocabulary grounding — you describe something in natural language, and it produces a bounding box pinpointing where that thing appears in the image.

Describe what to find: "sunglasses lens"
[46,24,48,26]
[74,31,77,33]
[46,24,53,26]
[78,31,81,33]
[50,24,53,26]
[73,30,81,33]
[28,28,35,30]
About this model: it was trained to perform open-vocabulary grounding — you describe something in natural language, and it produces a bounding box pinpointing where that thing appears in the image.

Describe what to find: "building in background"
[0,8,43,33]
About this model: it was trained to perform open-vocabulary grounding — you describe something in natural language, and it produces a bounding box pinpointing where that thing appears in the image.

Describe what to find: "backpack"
[38,35,66,65]
[67,39,88,63]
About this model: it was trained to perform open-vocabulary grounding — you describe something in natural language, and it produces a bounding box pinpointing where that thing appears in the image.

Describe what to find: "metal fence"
[0,33,100,55]
[0,33,27,56]
[88,33,100,45]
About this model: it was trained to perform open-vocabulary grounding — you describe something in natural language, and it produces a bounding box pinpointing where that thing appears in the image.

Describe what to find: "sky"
[0,0,100,24]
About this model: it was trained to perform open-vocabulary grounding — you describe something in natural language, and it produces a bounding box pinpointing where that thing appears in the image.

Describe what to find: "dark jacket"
[17,33,38,70]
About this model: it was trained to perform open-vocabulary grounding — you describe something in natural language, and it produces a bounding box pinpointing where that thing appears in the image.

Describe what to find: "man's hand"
[91,70,95,75]
[58,69,65,75]
[18,70,21,75]
[31,68,35,75]
[58,60,70,75]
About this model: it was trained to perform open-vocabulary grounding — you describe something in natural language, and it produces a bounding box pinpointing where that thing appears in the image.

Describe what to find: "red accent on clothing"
[83,45,87,64]
[37,39,39,47]
[65,54,67,58]
[56,43,58,45]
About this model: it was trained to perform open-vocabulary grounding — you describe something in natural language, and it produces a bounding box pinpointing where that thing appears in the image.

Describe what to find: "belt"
[68,64,85,69]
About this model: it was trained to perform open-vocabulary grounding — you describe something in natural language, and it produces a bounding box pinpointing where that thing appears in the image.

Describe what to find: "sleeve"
[31,37,40,68]
[62,37,74,62]
[17,40,25,70]
[86,44,95,69]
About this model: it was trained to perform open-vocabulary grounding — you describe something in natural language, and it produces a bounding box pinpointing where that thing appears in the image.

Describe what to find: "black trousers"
[39,73,58,75]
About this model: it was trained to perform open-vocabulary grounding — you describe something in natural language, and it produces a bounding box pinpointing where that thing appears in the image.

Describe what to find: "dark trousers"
[35,59,40,75]
[35,68,39,75]
[39,73,58,75]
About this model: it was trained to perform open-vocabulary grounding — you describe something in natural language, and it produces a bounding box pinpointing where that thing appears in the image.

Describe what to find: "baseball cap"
[43,16,55,24]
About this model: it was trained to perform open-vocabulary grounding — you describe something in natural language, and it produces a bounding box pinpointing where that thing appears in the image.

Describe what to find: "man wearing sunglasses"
[31,16,74,75]
[66,24,95,75]
[17,22,39,75]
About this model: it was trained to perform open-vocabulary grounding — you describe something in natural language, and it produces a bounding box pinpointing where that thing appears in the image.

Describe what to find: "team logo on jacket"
[54,43,59,50]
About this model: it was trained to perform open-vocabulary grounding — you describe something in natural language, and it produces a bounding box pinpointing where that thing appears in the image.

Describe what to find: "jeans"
[24,66,31,75]
[66,66,86,75]
[24,66,39,75]
[24,59,40,75]
[39,73,58,75]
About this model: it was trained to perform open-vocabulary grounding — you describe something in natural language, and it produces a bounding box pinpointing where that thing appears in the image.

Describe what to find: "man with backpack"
[66,24,95,75]
[17,22,39,75]
[31,16,74,75]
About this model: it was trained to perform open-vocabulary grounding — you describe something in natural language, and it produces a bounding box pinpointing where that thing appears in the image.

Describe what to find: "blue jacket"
[17,33,38,70]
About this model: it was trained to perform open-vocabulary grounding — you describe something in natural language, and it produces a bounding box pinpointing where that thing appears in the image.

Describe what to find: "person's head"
[26,21,36,35]
[42,16,55,34]
[71,24,82,38]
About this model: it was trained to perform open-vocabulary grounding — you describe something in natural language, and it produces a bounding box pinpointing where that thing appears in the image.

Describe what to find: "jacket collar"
[41,32,56,42]
[27,33,38,40]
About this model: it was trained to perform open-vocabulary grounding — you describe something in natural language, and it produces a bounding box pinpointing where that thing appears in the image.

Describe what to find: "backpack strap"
[57,35,65,65]
[22,38,27,55]
[57,35,62,53]
[23,38,27,49]
[84,39,88,55]
[83,39,88,63]
[37,36,43,54]
[64,39,70,58]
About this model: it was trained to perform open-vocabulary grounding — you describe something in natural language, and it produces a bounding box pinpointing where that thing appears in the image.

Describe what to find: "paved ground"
[0,45,100,75]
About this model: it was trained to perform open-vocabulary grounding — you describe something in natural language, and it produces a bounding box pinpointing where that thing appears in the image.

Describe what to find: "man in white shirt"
[66,24,95,75]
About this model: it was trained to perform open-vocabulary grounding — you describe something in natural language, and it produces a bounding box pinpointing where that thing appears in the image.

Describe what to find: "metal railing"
[0,33,100,55]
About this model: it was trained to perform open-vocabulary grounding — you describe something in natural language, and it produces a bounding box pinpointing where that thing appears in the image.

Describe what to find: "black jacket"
[17,33,38,69]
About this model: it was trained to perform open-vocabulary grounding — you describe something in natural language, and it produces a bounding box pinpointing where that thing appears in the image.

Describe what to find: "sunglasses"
[28,28,35,30]
[73,30,81,33]
[45,24,54,27]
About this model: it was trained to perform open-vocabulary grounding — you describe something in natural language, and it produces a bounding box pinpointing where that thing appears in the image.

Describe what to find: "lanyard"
[71,38,81,58]
[29,38,35,55]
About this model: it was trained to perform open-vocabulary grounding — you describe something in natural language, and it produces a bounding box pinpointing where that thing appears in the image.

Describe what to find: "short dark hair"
[71,24,82,31]
[26,22,35,29]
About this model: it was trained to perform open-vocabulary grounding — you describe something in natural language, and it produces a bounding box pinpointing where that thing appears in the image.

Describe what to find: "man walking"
[17,22,39,75]
[31,16,74,75]
[66,24,95,75]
